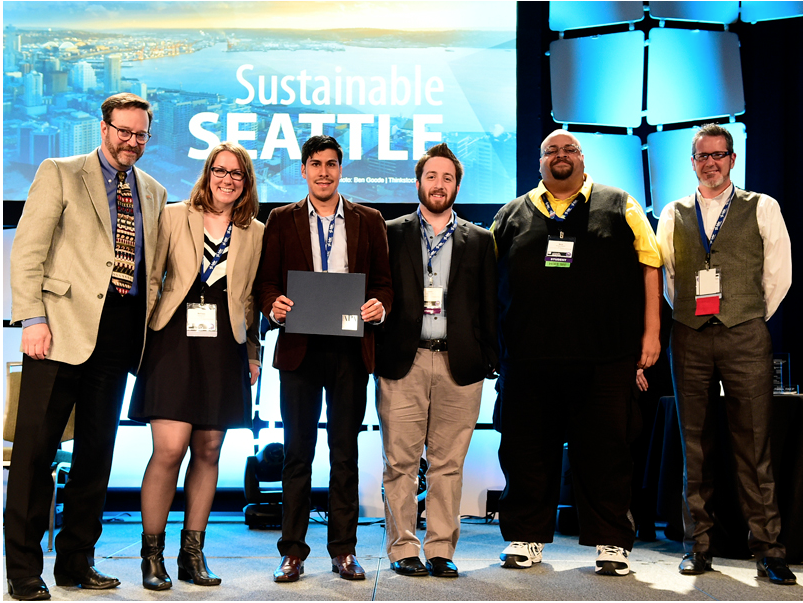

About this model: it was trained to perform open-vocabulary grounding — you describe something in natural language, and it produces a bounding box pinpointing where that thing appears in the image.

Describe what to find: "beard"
[418,186,457,215]
[549,159,574,181]
[698,171,727,190]
[104,136,142,168]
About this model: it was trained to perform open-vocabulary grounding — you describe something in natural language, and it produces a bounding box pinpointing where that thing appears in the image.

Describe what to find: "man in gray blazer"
[375,143,498,578]
[6,93,167,600]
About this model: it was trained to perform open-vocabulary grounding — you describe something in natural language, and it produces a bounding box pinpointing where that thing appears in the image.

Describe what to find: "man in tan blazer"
[6,93,167,600]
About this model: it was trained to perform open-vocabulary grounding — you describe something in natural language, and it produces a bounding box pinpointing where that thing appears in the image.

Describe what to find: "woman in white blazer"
[129,142,264,590]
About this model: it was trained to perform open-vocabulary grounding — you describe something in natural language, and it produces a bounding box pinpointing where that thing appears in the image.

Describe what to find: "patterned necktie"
[112,171,136,294]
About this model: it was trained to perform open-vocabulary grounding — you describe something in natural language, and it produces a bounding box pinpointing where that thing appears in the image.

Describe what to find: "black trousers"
[670,318,784,557]
[277,335,368,560]
[498,357,637,550]
[4,293,143,580]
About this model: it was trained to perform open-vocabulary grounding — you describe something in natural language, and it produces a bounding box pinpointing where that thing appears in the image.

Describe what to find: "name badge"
[187,303,217,337]
[424,287,444,315]
[545,236,575,268]
[695,268,721,316]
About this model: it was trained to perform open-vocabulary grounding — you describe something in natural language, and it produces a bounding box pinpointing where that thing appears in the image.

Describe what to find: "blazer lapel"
[227,221,242,286]
[292,199,315,271]
[447,217,468,290]
[134,167,159,273]
[403,214,425,291]
[343,197,359,273]
[188,204,205,270]
[83,152,113,246]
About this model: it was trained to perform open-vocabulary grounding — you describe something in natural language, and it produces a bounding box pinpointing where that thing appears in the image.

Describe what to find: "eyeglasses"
[692,151,731,162]
[107,122,151,144]
[210,166,245,181]
[542,144,581,157]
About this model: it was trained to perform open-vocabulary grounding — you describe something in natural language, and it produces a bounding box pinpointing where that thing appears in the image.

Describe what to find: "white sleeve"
[756,195,792,320]
[656,203,676,308]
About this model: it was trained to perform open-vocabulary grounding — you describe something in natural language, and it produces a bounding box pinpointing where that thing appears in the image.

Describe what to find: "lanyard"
[200,221,233,283]
[541,193,581,222]
[316,213,337,272]
[694,185,735,268]
[417,207,456,285]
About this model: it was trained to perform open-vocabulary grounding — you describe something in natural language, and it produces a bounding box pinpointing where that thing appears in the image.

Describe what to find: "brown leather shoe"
[331,554,366,580]
[273,556,303,583]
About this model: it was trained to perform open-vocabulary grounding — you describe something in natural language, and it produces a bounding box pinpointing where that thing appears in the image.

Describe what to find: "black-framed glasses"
[107,122,151,144]
[542,144,581,157]
[210,166,245,181]
[693,151,731,162]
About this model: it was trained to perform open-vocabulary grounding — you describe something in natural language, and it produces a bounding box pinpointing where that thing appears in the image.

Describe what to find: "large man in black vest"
[656,123,795,585]
[492,129,662,577]
[375,143,497,578]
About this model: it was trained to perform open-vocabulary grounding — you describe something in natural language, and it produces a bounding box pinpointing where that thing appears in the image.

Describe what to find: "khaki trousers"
[377,349,483,561]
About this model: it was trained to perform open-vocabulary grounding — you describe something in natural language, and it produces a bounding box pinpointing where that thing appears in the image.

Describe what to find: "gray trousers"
[670,317,784,557]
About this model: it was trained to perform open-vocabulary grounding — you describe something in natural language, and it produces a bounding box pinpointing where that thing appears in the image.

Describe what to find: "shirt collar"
[696,182,734,205]
[528,173,593,207]
[418,208,456,232]
[307,195,344,219]
[97,147,133,183]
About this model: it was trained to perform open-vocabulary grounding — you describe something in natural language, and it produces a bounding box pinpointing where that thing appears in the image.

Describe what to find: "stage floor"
[3,514,801,601]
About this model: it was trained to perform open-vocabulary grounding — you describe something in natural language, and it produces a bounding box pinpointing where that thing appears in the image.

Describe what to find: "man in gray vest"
[656,123,794,585]
[493,129,662,577]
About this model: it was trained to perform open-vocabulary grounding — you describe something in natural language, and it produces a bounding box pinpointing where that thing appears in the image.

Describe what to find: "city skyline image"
[3,1,516,205]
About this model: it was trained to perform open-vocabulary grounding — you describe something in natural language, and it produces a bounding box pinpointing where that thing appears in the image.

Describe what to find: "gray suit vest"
[672,188,764,328]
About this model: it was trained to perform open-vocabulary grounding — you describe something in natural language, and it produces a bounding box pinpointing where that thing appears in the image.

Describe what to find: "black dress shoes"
[53,566,120,589]
[679,552,712,575]
[757,557,797,585]
[426,557,459,578]
[7,577,50,601]
[274,555,304,582]
[390,557,428,576]
[331,554,366,580]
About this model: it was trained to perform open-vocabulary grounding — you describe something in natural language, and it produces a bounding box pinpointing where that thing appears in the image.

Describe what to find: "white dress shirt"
[656,184,792,320]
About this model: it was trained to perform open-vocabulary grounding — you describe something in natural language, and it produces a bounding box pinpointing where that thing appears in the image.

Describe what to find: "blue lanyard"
[417,207,457,279]
[200,221,233,283]
[542,193,581,222]
[316,202,338,272]
[694,185,735,267]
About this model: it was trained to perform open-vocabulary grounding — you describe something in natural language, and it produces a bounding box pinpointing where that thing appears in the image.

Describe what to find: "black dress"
[129,273,252,429]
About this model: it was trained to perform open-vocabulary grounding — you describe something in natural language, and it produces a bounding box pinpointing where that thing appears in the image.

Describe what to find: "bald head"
[540,129,581,156]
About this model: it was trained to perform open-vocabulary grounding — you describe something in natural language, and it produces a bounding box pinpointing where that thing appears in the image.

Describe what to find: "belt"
[419,339,447,352]
[706,317,724,326]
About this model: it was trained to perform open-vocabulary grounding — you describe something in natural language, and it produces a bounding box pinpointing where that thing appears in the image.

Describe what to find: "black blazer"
[375,211,498,386]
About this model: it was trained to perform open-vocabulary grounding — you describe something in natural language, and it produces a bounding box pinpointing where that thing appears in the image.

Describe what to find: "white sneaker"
[595,545,630,576]
[500,542,544,569]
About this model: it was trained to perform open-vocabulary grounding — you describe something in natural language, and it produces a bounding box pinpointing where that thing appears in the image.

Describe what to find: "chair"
[3,361,76,551]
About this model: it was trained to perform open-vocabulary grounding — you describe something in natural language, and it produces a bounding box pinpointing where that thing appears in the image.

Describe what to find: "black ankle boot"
[141,532,172,591]
[177,529,221,586]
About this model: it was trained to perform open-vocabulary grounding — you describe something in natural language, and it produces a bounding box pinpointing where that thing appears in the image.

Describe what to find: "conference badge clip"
[187,303,218,337]
[545,236,575,268]
[695,267,721,316]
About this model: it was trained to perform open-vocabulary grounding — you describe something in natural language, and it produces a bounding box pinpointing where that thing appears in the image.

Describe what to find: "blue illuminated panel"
[646,123,746,216]
[573,133,647,211]
[549,1,644,32]
[647,29,744,126]
[741,1,803,23]
[550,32,644,128]
[648,1,739,25]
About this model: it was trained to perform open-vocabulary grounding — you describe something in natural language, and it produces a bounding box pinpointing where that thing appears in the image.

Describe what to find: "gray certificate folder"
[285,270,366,337]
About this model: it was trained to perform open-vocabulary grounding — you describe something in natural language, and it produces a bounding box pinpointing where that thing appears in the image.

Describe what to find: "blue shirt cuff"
[22,316,48,328]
